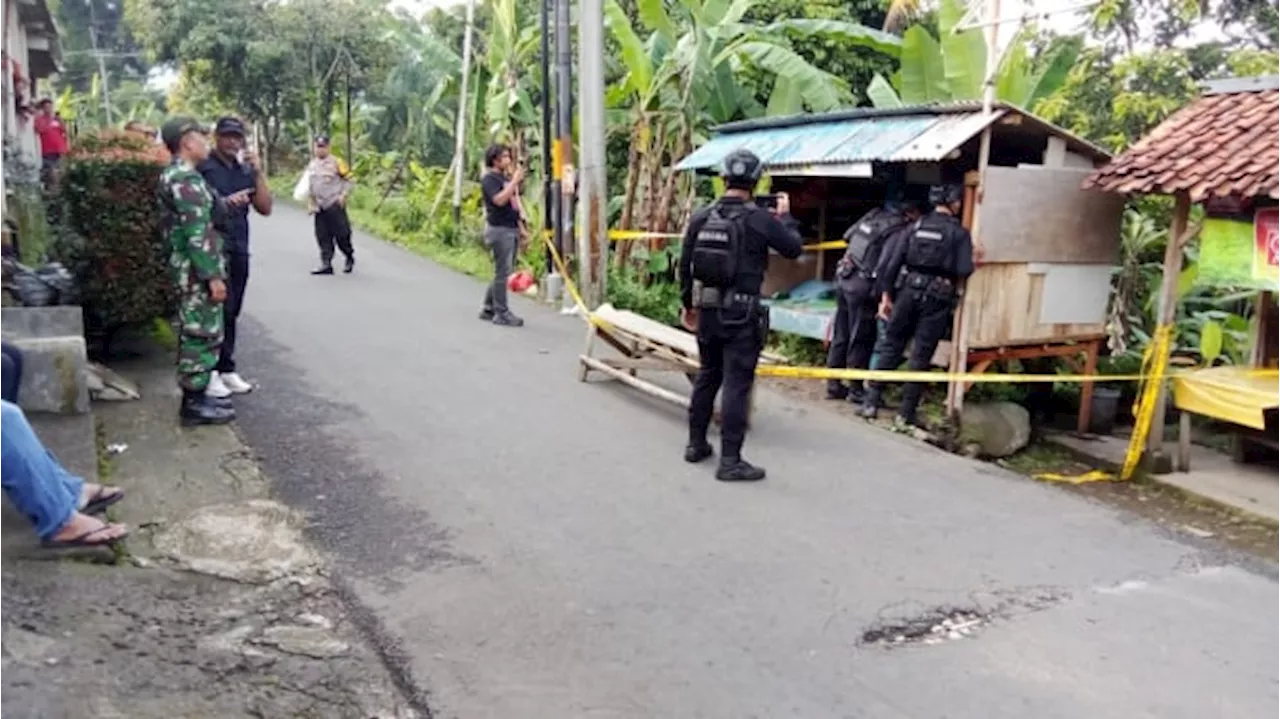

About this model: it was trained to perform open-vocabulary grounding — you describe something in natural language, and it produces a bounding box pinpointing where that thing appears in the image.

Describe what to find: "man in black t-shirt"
[479,144,525,327]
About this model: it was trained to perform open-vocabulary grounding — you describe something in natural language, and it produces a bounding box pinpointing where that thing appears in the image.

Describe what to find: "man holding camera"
[479,144,527,328]
[678,149,803,482]
[197,116,273,398]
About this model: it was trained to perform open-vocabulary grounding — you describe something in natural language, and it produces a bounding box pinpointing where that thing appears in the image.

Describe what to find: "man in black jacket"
[679,149,804,482]
[825,192,922,403]
[860,184,975,428]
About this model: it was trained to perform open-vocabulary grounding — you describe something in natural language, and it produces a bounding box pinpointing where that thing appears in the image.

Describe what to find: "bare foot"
[45,512,128,548]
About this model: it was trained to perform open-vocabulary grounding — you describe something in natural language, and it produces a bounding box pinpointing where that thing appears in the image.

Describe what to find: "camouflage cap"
[160,116,207,152]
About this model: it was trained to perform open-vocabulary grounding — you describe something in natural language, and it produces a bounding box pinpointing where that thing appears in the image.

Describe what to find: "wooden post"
[1143,192,1192,471]
[945,172,983,419]
[1076,339,1099,434]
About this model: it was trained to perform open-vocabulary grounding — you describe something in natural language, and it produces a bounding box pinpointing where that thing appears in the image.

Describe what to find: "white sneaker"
[221,372,255,394]
[205,372,232,399]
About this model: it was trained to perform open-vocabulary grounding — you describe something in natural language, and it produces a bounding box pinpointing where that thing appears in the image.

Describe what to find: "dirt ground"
[763,376,1279,563]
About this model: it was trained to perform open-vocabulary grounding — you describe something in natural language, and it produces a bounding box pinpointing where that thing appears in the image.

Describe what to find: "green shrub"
[57,131,175,333]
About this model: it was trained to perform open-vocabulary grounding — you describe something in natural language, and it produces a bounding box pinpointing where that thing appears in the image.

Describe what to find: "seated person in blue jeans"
[2,400,128,547]
[2,341,22,403]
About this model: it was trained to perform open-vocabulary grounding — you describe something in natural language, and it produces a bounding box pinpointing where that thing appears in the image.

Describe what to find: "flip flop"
[41,525,128,549]
[81,486,125,516]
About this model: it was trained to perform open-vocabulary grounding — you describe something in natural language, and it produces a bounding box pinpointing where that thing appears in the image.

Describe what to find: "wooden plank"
[962,264,1107,349]
[978,166,1125,264]
[602,357,692,373]
[580,355,691,408]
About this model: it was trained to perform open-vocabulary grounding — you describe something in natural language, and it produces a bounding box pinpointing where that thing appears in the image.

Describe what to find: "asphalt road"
[233,205,1278,719]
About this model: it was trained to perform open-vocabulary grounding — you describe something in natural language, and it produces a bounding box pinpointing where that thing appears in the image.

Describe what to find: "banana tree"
[867,0,1081,109]
[606,0,901,253]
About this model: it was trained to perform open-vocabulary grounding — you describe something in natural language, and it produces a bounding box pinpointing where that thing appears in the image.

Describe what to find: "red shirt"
[34,114,68,156]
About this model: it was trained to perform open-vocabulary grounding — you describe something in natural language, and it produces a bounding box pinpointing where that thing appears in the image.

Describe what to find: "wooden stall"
[675,103,1123,430]
[1084,75,1280,472]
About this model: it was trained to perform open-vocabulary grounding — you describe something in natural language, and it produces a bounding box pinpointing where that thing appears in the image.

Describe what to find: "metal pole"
[451,0,477,223]
[345,59,353,165]
[578,0,607,307]
[554,0,572,261]
[87,2,113,126]
[540,0,560,299]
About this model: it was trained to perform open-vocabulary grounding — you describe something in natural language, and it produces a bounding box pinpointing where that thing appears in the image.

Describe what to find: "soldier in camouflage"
[158,117,236,426]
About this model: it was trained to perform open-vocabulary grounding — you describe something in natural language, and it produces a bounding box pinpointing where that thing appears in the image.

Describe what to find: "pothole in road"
[860,607,991,648]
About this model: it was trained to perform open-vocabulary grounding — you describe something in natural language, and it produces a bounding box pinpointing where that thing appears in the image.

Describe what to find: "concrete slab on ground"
[1,347,423,718]
[1048,430,1279,522]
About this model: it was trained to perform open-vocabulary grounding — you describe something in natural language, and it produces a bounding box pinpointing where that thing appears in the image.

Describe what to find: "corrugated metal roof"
[675,112,992,172]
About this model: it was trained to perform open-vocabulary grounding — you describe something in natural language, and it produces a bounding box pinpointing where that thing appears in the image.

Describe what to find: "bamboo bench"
[578,303,786,421]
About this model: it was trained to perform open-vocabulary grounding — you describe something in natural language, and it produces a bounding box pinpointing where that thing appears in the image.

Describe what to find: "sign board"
[1254,207,1279,285]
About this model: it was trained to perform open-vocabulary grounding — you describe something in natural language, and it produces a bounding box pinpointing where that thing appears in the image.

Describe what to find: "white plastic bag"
[292,170,311,203]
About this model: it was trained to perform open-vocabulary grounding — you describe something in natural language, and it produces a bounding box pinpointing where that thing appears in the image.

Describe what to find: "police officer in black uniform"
[859,184,974,427]
[679,149,804,482]
[825,190,923,403]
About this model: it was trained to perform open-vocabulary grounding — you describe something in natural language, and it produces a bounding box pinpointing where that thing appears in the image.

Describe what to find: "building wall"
[3,0,49,170]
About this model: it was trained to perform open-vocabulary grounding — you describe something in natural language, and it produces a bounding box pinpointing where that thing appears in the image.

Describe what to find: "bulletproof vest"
[691,203,749,289]
[905,214,957,276]
[839,208,905,276]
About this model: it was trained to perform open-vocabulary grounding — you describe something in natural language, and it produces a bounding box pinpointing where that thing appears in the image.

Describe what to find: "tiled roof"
[1084,81,1280,201]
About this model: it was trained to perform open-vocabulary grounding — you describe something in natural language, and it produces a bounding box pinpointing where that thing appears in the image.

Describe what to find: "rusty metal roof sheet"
[1084,79,1280,201]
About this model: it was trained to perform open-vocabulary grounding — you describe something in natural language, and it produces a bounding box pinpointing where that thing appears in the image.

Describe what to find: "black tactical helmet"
[929,184,964,206]
[721,148,764,187]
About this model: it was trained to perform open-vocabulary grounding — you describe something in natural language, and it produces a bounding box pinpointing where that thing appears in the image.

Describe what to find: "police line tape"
[536,232,1272,482]
[540,227,843,251]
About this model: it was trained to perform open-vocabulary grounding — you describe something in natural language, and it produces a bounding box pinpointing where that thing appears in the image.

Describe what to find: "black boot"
[847,385,866,405]
[824,381,848,401]
[858,388,882,419]
[716,458,767,482]
[343,254,355,274]
[311,262,334,276]
[684,441,714,463]
[180,392,235,426]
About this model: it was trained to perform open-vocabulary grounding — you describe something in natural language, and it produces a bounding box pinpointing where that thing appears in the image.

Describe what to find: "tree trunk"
[612,117,644,270]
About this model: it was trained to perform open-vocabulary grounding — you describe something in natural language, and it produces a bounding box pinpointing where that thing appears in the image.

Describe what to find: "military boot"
[180,392,235,426]
[683,441,714,463]
[311,262,335,276]
[715,458,767,482]
[824,381,848,401]
[858,387,882,419]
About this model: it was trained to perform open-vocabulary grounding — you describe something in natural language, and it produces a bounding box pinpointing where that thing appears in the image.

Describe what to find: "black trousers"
[825,276,877,393]
[867,288,954,420]
[689,304,765,461]
[216,252,250,374]
[314,204,354,263]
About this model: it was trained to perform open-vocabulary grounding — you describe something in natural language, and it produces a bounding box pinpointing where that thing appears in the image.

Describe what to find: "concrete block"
[1,306,85,340]
[7,336,90,414]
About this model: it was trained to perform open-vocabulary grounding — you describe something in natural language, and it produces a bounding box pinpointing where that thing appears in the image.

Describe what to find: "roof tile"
[1084,88,1280,201]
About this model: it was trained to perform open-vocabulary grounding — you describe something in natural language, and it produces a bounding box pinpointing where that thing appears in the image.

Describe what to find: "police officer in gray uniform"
[679,149,804,481]
[859,184,974,427]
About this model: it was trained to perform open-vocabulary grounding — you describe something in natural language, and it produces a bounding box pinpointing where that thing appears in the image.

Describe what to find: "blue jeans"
[2,341,22,403]
[1,400,83,540]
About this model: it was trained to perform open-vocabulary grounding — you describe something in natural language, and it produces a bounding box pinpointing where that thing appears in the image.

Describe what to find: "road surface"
[232,206,1278,719]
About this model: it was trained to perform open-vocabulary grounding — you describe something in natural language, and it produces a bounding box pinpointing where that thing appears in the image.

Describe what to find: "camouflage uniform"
[158,163,226,393]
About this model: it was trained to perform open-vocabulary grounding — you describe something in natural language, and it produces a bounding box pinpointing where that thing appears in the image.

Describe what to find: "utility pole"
[86,0,113,125]
[345,55,353,165]
[451,0,477,224]
[553,0,572,266]
[540,0,562,301]
[577,0,607,307]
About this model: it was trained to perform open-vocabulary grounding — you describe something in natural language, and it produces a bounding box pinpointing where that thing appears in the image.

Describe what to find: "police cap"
[928,184,964,206]
[214,116,247,136]
[160,116,207,153]
[721,148,763,187]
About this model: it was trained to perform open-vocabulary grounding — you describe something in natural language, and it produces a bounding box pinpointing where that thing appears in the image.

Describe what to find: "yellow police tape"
[540,228,683,242]
[803,240,850,252]
[538,232,1270,482]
